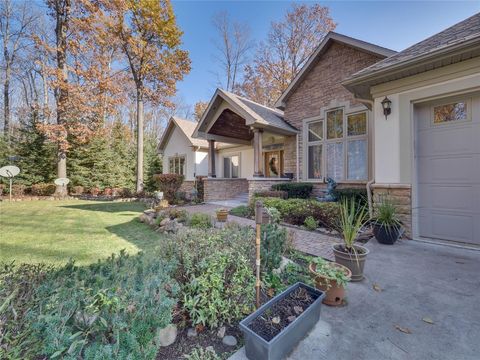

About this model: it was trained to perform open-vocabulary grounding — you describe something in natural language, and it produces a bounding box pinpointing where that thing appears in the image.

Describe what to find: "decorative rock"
[160,218,170,227]
[222,335,237,347]
[217,326,226,338]
[155,324,177,347]
[273,256,294,274]
[187,328,197,338]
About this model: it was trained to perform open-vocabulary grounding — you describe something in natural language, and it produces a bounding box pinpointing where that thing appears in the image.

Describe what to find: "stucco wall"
[162,126,196,181]
[217,146,254,179]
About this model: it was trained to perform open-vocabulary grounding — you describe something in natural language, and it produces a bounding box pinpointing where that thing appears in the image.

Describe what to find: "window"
[433,101,468,124]
[168,156,185,175]
[223,155,239,178]
[306,110,368,181]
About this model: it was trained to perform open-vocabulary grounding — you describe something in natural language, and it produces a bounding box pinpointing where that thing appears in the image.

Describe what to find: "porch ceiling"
[208,109,253,142]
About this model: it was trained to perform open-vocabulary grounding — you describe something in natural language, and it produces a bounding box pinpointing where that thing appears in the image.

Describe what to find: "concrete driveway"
[230,240,480,360]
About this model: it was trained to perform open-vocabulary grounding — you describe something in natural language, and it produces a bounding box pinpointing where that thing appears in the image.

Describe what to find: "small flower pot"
[373,224,402,245]
[332,244,369,282]
[308,262,351,306]
[239,283,325,360]
[216,209,228,222]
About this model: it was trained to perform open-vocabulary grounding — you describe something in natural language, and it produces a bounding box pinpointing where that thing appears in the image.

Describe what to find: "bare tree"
[0,0,37,139]
[212,11,252,92]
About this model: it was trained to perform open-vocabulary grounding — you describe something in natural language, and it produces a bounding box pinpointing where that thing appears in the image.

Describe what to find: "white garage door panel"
[417,184,478,212]
[415,95,480,245]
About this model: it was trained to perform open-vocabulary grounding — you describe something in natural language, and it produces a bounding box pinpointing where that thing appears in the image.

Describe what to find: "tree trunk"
[136,87,144,193]
[3,65,10,139]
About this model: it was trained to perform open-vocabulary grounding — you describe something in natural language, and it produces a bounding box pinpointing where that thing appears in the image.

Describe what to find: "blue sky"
[172,0,480,107]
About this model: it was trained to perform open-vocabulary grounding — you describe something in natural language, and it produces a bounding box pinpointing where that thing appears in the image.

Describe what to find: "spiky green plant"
[374,196,402,232]
[338,198,369,251]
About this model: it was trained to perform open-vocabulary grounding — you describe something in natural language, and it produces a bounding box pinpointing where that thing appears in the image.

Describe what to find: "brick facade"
[203,178,248,201]
[247,179,292,200]
[282,42,385,180]
[372,184,412,238]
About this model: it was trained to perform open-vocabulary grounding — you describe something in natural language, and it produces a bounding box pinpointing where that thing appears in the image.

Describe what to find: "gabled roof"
[194,89,297,142]
[344,13,480,99]
[158,116,207,152]
[275,32,396,109]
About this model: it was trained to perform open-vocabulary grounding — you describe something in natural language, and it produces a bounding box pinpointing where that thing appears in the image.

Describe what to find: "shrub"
[71,185,84,195]
[11,184,26,196]
[153,174,184,203]
[88,186,100,196]
[161,226,255,328]
[332,188,368,208]
[121,187,133,197]
[103,187,113,196]
[0,251,178,359]
[304,216,319,231]
[254,190,287,199]
[257,197,340,230]
[261,223,287,273]
[185,346,222,360]
[30,183,56,196]
[229,205,253,218]
[189,213,212,229]
[271,182,313,199]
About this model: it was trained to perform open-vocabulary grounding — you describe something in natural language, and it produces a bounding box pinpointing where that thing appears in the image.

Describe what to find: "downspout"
[355,96,376,218]
[296,133,300,182]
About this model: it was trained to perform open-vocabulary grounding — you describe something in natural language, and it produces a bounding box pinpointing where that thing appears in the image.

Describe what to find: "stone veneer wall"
[248,179,292,201]
[282,42,386,180]
[372,184,412,238]
[203,178,249,201]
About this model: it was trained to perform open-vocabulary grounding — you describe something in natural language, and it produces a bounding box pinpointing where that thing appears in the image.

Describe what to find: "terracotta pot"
[308,262,351,306]
[216,210,228,222]
[332,244,369,282]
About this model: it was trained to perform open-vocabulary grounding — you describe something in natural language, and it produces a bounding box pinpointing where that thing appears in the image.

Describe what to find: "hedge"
[254,197,340,230]
[153,174,184,203]
[254,190,287,199]
[332,188,368,208]
[271,182,313,199]
[30,183,56,196]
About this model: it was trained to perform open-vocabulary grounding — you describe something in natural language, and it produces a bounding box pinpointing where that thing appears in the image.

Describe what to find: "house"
[159,13,480,246]
[344,13,480,246]
[157,116,210,192]
[191,32,395,202]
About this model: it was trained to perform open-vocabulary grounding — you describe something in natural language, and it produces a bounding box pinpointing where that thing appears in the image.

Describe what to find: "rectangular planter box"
[239,282,325,360]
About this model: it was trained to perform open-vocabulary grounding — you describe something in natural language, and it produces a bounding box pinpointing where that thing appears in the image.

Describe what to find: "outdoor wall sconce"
[381,96,392,119]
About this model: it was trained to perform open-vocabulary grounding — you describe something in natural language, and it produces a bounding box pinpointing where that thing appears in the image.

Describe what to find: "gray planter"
[332,244,369,282]
[239,283,325,360]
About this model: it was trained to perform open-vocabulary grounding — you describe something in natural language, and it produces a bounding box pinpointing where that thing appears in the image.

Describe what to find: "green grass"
[0,200,165,266]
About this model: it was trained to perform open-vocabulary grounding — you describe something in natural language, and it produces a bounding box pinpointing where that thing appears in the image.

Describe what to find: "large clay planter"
[332,244,369,282]
[216,209,228,222]
[309,262,351,306]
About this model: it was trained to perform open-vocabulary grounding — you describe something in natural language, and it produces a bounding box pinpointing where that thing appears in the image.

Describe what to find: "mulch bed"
[156,325,242,360]
[247,287,317,342]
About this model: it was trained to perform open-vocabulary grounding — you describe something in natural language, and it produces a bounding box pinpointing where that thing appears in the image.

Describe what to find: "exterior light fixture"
[381,96,392,119]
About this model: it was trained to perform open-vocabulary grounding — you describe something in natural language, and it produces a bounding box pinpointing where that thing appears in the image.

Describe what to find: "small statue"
[317,177,337,202]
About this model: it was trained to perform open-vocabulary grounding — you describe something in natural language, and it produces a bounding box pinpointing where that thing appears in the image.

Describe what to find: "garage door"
[415,95,480,245]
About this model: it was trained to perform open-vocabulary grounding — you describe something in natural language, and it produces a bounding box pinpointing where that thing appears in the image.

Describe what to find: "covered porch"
[193,89,298,201]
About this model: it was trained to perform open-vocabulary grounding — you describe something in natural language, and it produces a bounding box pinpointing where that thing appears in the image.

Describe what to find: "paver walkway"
[177,203,341,260]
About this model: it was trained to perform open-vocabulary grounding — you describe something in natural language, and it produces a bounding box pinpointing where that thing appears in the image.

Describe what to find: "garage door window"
[433,101,469,124]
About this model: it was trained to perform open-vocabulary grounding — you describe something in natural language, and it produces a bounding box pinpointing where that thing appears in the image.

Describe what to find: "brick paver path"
[177,204,341,260]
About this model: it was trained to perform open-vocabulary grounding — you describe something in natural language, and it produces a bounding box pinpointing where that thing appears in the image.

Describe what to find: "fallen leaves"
[293,306,304,315]
[272,316,281,325]
[287,315,296,323]
[422,317,434,325]
[395,325,412,334]
[372,283,382,292]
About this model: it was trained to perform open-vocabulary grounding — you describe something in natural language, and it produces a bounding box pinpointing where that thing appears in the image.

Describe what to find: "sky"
[172,0,480,107]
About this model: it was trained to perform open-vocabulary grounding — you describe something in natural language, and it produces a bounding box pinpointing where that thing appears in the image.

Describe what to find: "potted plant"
[239,282,325,360]
[216,208,228,222]
[372,197,403,245]
[332,198,369,282]
[308,257,351,306]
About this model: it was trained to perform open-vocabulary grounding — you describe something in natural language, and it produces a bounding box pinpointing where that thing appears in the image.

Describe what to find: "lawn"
[0,200,164,265]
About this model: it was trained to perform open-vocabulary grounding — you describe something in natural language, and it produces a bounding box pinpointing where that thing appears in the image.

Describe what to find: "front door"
[415,94,480,245]
[264,151,284,177]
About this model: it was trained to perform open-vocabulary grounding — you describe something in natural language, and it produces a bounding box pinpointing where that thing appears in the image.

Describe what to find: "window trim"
[303,108,369,183]
[168,155,186,176]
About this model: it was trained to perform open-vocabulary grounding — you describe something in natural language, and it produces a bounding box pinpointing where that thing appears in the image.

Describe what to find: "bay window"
[306,109,368,181]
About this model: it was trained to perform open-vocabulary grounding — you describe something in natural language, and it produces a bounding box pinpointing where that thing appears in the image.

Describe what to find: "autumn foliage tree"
[96,0,191,193]
[194,100,209,122]
[239,3,336,106]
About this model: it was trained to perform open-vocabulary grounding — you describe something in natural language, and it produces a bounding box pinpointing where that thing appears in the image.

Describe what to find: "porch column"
[208,139,216,178]
[253,128,264,177]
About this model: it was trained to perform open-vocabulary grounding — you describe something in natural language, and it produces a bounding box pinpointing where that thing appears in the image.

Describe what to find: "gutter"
[296,133,300,182]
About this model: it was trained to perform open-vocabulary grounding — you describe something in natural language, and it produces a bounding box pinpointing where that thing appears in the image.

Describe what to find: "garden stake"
[255,201,263,309]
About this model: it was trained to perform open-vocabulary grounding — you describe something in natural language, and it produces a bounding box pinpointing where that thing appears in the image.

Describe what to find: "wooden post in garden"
[255,201,270,308]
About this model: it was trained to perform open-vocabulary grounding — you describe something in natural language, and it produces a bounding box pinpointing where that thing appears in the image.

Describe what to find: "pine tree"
[110,120,135,189]
[144,135,163,192]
